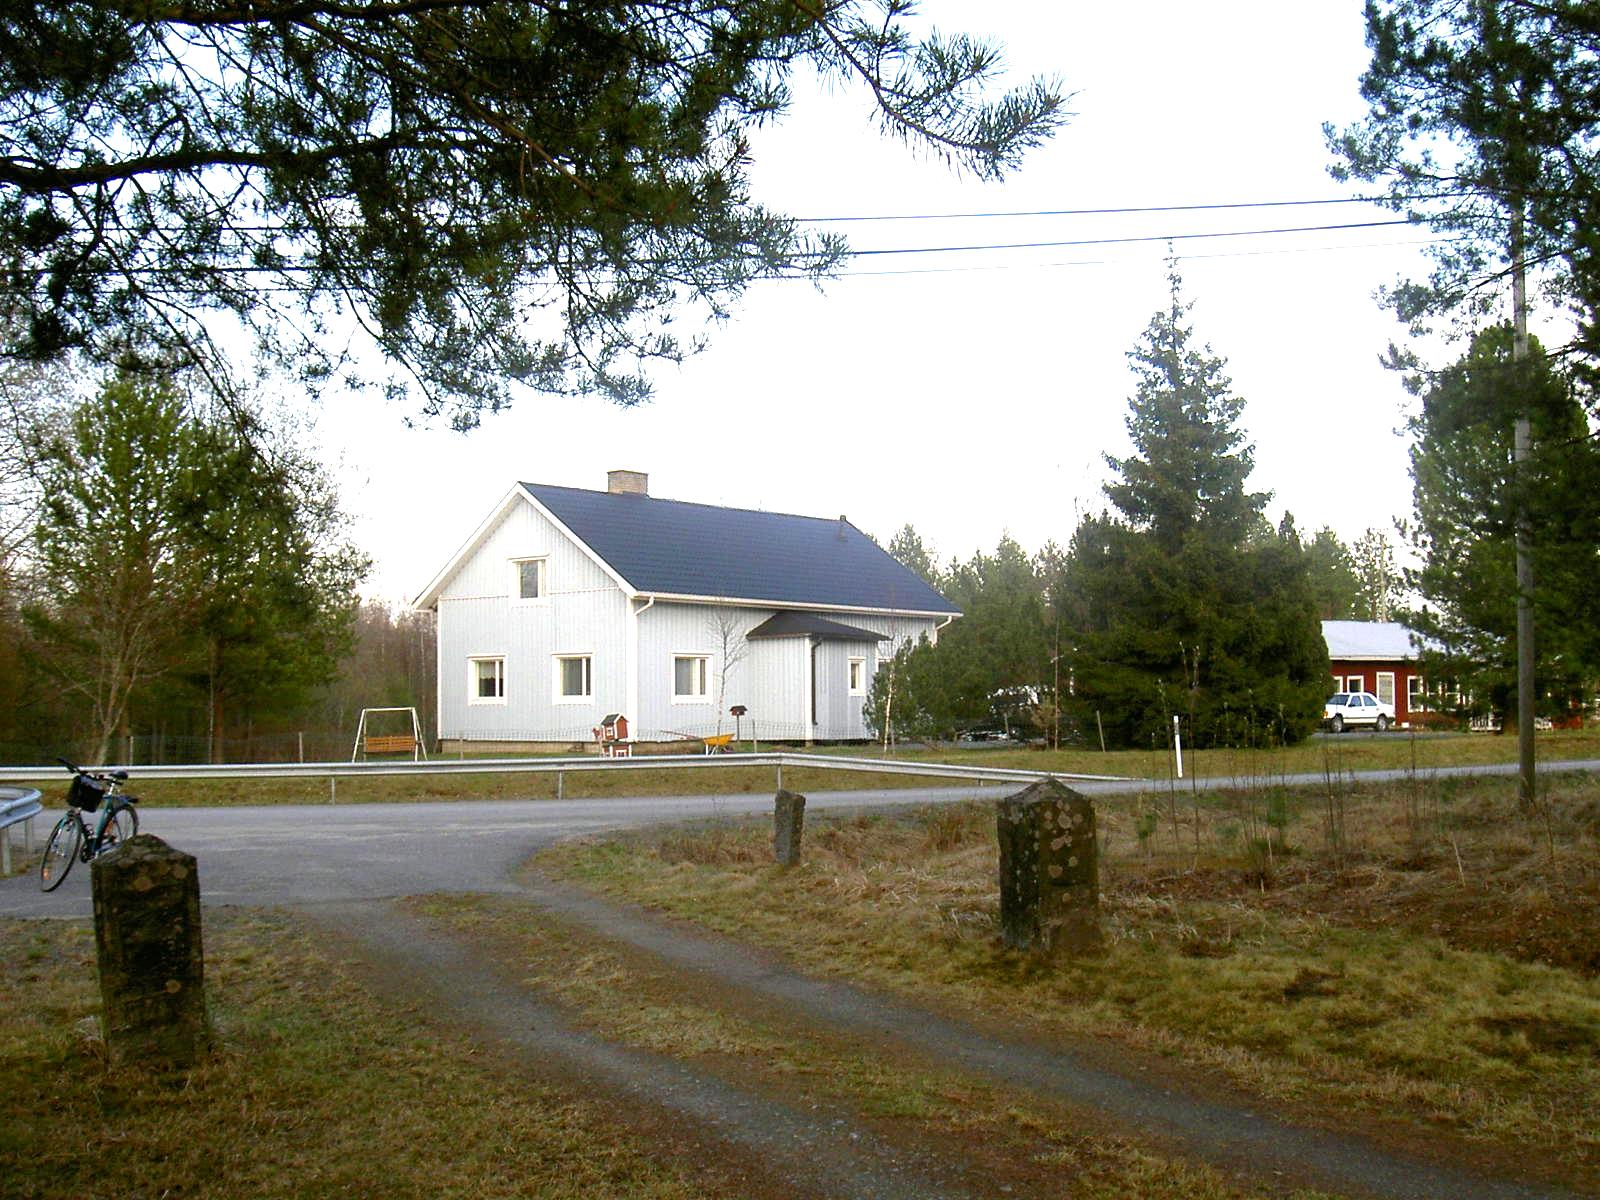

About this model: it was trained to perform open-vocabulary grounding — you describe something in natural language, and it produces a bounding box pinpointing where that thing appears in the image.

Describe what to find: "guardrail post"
[776,760,783,792]
[556,771,564,801]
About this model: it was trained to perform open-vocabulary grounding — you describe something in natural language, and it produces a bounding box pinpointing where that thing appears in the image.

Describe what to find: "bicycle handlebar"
[57,757,130,784]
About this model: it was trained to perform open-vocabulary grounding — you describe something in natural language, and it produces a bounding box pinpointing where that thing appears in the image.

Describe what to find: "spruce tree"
[1063,268,1327,748]
[1304,527,1360,620]
[1104,265,1266,552]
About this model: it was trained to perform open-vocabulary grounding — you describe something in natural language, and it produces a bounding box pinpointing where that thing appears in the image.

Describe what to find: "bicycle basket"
[68,774,106,811]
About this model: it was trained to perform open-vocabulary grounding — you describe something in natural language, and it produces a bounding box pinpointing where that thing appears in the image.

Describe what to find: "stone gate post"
[996,778,1101,955]
[92,834,210,1068]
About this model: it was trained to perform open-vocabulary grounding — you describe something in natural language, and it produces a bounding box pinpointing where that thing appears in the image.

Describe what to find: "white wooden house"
[413,471,959,747]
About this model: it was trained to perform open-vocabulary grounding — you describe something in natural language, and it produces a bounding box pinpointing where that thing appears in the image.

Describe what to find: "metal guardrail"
[0,787,42,874]
[0,752,1127,791]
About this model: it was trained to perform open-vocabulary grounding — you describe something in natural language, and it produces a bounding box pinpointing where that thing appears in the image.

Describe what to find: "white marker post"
[1173,714,1183,780]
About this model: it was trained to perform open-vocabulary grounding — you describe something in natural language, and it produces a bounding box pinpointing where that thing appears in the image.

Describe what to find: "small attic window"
[511,557,546,602]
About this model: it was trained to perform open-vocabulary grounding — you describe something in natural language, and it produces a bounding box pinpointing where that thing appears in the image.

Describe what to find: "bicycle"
[39,759,141,892]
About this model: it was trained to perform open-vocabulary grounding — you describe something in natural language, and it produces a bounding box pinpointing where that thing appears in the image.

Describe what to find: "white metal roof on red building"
[1321,620,1427,661]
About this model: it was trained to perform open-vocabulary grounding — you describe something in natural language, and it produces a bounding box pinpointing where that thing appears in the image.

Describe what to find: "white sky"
[304,1,1490,604]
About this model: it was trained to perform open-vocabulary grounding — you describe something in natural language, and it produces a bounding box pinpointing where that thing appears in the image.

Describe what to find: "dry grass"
[0,911,748,1199]
[541,770,1600,1187]
[407,893,1330,1200]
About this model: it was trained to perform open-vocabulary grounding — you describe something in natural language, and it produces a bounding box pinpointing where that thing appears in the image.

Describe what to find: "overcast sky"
[308,1,1495,604]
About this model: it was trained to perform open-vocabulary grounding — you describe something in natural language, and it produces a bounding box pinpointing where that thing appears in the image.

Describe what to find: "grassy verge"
[0,911,754,1199]
[874,724,1600,780]
[11,727,1600,809]
[407,893,1334,1200]
[538,771,1600,1189]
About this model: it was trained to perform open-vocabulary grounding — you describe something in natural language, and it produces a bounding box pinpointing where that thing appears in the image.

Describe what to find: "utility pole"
[1511,201,1536,809]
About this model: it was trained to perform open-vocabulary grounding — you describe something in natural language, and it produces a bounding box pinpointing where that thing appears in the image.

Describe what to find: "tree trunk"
[208,638,225,764]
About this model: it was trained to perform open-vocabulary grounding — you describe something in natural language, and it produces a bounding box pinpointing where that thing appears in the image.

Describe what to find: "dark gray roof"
[522,483,958,614]
[747,612,889,641]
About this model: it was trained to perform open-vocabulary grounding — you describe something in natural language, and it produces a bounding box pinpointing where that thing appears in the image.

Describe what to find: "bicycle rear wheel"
[39,813,83,892]
[102,804,138,851]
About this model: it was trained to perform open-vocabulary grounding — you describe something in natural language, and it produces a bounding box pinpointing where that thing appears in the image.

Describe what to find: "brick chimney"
[607,470,648,496]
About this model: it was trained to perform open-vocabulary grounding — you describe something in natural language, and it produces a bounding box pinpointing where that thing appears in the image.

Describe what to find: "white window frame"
[1375,671,1396,708]
[553,654,593,703]
[848,656,866,696]
[1344,674,1365,695]
[1407,674,1426,712]
[468,656,506,705]
[510,556,548,605]
[671,654,711,702]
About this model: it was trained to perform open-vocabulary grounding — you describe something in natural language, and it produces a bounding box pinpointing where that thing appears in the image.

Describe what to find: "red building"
[1323,621,1428,727]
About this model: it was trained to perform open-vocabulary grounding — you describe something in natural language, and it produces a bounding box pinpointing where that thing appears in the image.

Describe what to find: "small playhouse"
[593,713,629,757]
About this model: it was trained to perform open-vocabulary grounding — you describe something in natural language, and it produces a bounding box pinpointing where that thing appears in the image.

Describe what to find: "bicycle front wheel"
[39,813,83,892]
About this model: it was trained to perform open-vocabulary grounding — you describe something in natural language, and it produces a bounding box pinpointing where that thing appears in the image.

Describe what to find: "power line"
[844,219,1416,257]
[813,235,1456,280]
[798,195,1441,223]
[9,218,1426,281]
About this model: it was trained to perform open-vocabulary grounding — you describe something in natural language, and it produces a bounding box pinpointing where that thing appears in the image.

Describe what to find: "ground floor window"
[1407,674,1426,711]
[1375,671,1395,708]
[469,656,505,703]
[555,655,592,700]
[673,655,709,699]
[848,657,866,695]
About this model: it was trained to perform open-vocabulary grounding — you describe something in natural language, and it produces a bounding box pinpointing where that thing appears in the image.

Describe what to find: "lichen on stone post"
[91,833,210,1068]
[996,778,1101,955]
[773,789,806,867]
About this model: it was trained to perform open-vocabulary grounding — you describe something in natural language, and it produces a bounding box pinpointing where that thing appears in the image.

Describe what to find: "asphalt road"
[0,784,1005,918]
[6,759,1598,919]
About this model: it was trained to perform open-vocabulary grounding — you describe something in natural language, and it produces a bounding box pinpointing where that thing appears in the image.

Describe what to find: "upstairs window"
[511,557,546,602]
[673,655,709,699]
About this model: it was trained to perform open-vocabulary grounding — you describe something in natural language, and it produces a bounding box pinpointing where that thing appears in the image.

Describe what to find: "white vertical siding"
[635,603,769,739]
[629,607,944,742]
[743,636,809,742]
[437,498,628,742]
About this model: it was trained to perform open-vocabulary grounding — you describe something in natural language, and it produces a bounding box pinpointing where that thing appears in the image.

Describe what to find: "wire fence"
[0,731,370,768]
[0,718,865,770]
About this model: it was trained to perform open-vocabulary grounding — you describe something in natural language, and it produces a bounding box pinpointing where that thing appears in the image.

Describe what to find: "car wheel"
[1375,714,1390,733]
[1331,714,1344,734]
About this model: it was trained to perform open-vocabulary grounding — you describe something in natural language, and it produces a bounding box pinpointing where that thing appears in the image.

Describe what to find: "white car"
[1323,691,1396,733]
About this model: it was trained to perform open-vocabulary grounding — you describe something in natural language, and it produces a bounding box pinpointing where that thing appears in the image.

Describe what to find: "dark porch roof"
[746,612,889,642]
